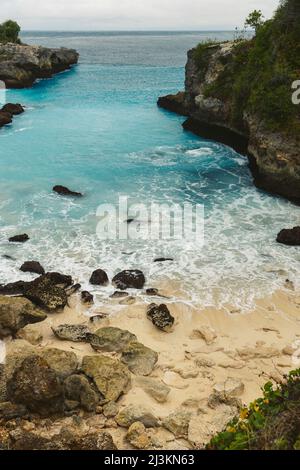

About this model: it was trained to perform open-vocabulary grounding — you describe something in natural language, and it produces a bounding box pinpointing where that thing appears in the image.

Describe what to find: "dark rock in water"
[154,257,174,263]
[45,271,73,287]
[112,270,145,290]
[0,402,28,420]
[7,355,64,416]
[276,226,300,246]
[2,254,16,261]
[0,280,27,296]
[81,291,94,304]
[8,429,117,450]
[146,303,174,332]
[1,103,24,115]
[53,185,83,197]
[63,374,99,412]
[0,296,47,338]
[23,275,68,311]
[89,269,109,286]
[20,261,45,275]
[9,234,29,243]
[87,327,137,353]
[110,291,129,299]
[0,110,12,127]
[157,92,188,116]
[52,324,90,342]
[65,283,81,296]
[126,218,135,224]
[145,288,160,296]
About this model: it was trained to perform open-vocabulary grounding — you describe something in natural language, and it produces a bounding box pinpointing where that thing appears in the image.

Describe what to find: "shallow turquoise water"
[0,32,299,310]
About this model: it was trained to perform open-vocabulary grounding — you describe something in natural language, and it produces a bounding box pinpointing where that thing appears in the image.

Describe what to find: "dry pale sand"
[5,285,300,449]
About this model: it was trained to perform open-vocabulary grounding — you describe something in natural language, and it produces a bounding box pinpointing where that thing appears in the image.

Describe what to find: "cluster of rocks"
[0,102,24,128]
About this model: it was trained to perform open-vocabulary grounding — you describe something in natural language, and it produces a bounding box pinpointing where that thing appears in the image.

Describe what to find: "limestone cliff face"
[0,43,79,88]
[158,41,300,202]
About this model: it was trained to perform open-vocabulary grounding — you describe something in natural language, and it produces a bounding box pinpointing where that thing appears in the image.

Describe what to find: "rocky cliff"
[158,2,300,202]
[0,43,79,88]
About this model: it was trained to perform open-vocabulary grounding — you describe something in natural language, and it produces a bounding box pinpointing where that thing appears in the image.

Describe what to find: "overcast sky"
[0,0,280,30]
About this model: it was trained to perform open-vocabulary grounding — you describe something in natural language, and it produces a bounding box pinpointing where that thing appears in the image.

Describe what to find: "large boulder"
[87,327,137,352]
[89,269,109,286]
[23,274,68,311]
[7,355,64,416]
[121,341,158,376]
[277,226,300,246]
[0,296,47,338]
[63,374,99,412]
[112,270,145,290]
[39,348,78,378]
[52,324,90,342]
[146,303,175,332]
[81,355,131,402]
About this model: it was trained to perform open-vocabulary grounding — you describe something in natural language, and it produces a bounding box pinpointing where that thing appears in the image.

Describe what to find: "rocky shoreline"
[0,42,79,88]
[158,41,300,203]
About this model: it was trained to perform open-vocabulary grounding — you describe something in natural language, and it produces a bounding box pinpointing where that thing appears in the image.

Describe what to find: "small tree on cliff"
[0,20,21,44]
[244,10,264,34]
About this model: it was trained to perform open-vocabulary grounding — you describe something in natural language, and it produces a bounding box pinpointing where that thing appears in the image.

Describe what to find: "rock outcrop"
[158,27,300,202]
[0,43,79,88]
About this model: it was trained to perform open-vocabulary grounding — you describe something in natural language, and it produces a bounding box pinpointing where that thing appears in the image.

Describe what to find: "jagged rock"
[112,270,145,290]
[146,303,174,332]
[63,374,99,412]
[8,429,116,450]
[53,185,82,197]
[0,43,79,89]
[190,326,217,345]
[20,261,45,275]
[1,103,24,115]
[163,409,193,438]
[103,401,119,418]
[81,291,94,303]
[0,402,27,420]
[89,269,109,286]
[8,234,29,243]
[0,280,27,296]
[0,296,47,338]
[213,377,245,399]
[7,355,64,416]
[121,341,158,376]
[52,324,90,343]
[277,227,300,246]
[116,404,159,428]
[16,324,43,345]
[65,283,81,296]
[39,348,78,378]
[87,327,137,352]
[157,92,188,116]
[23,274,68,311]
[126,422,150,449]
[134,376,170,403]
[81,355,131,402]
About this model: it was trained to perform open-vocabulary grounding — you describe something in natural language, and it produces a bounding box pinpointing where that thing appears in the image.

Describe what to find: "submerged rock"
[0,296,47,338]
[146,303,175,332]
[154,257,174,263]
[81,355,131,402]
[81,291,94,304]
[89,269,109,286]
[53,185,83,197]
[20,261,45,275]
[1,103,24,115]
[277,226,300,246]
[7,355,64,416]
[121,341,158,376]
[0,110,12,127]
[9,234,29,243]
[52,324,90,342]
[88,327,137,352]
[112,270,145,290]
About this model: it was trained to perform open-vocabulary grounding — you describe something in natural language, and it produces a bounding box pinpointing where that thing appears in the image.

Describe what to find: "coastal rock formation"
[112,270,146,290]
[158,7,300,202]
[81,291,94,304]
[89,269,109,286]
[0,103,24,129]
[121,341,158,376]
[146,303,175,332]
[8,233,29,243]
[0,296,47,338]
[88,327,137,352]
[23,275,68,311]
[116,404,159,428]
[53,185,83,197]
[52,324,90,342]
[277,226,300,246]
[20,261,45,275]
[0,43,79,89]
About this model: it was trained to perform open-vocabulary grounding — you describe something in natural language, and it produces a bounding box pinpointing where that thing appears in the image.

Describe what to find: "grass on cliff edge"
[193,0,300,136]
[207,369,300,450]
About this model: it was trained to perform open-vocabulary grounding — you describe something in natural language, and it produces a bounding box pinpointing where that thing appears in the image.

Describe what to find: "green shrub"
[0,20,21,44]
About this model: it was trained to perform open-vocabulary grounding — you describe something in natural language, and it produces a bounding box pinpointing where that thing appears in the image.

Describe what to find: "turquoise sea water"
[0,31,299,310]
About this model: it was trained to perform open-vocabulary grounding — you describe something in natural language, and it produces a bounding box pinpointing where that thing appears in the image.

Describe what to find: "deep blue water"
[0,31,299,310]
